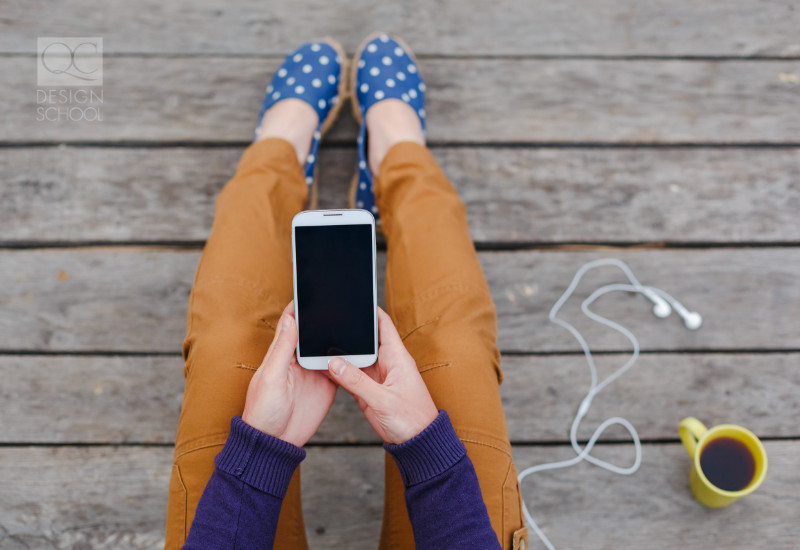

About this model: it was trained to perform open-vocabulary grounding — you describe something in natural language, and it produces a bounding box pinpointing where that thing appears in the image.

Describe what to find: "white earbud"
[648,287,703,330]
[519,259,703,550]
[641,287,672,318]
[682,312,703,330]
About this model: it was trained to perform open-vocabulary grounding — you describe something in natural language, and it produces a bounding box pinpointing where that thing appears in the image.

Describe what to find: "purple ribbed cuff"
[215,416,306,499]
[384,410,467,487]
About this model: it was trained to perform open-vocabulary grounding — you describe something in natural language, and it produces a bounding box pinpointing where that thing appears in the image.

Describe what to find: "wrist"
[241,411,301,447]
[384,410,467,487]
[216,416,306,498]
[395,403,439,444]
[242,407,278,439]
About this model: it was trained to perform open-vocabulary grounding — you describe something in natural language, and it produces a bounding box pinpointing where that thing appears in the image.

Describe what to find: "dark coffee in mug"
[699,436,755,492]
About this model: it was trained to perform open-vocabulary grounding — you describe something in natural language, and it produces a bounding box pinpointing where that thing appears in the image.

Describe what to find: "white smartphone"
[291,209,378,370]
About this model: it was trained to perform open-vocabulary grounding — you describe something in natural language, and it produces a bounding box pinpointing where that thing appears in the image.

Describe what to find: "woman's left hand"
[242,301,337,447]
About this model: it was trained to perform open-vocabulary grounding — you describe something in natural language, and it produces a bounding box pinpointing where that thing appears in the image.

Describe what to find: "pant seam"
[400,315,441,341]
[175,433,228,459]
[418,360,451,374]
[170,463,189,541]
[458,437,513,457]
[235,362,259,372]
[501,460,515,549]
[393,281,492,340]
[456,425,513,454]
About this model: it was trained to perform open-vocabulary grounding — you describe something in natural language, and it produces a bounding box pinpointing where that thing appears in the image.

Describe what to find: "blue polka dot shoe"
[349,33,426,221]
[254,38,348,208]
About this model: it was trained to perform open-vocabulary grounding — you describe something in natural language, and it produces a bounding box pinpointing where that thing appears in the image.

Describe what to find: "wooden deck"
[2,1,799,548]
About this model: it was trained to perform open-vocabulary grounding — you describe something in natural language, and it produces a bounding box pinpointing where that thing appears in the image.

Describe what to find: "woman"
[165,33,528,550]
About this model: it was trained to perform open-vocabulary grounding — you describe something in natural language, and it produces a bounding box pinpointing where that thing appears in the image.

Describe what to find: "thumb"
[328,357,381,405]
[264,311,298,368]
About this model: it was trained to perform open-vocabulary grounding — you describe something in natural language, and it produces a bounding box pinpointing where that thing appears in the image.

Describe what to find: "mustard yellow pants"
[164,137,528,549]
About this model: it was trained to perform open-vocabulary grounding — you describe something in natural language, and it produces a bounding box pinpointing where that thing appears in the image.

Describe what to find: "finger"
[263,310,298,370]
[263,303,294,358]
[377,307,404,348]
[265,301,296,362]
[328,357,382,405]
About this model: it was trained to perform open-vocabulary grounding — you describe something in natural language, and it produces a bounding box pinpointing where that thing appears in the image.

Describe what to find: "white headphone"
[518,258,702,550]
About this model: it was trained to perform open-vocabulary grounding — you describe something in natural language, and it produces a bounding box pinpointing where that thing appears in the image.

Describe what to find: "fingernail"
[282,314,293,330]
[328,357,345,375]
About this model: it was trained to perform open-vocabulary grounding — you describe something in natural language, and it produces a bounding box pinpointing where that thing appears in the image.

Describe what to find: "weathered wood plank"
[3,353,798,444]
[1,248,797,353]
[3,146,800,244]
[0,442,796,549]
[3,0,799,57]
[7,58,800,143]
[500,353,800,443]
[0,446,172,549]
[0,248,197,352]
[511,442,799,550]
[0,356,184,444]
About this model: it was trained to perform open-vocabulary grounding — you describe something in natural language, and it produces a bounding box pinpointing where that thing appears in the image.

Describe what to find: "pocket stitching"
[417,360,451,374]
[168,463,189,541]
[502,461,528,550]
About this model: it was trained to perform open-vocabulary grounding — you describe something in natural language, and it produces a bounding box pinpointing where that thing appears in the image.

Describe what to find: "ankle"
[365,99,425,174]
[256,99,319,165]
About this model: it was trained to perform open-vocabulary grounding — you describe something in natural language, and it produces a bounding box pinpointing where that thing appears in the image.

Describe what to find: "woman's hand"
[327,308,438,444]
[242,302,337,447]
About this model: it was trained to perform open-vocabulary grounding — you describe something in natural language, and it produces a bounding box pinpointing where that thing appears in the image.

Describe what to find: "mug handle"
[679,417,707,457]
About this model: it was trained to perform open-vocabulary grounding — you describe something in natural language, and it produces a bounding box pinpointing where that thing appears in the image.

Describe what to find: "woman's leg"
[371,116,528,549]
[164,136,309,550]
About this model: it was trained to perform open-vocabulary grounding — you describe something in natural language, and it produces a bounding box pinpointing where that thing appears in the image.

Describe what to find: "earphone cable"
[518,259,698,550]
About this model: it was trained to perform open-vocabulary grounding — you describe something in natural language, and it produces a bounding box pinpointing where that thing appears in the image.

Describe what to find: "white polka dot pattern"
[354,36,425,128]
[352,34,426,220]
[254,41,343,188]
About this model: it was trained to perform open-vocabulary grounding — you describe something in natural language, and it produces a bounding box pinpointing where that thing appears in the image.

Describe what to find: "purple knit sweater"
[182,410,502,549]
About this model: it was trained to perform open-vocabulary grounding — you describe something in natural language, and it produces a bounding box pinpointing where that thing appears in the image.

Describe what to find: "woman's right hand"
[327,308,439,444]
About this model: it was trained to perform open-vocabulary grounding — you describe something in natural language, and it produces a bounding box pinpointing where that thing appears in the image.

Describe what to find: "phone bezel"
[291,209,378,370]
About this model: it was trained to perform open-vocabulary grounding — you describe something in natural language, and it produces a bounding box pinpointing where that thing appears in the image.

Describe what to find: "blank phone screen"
[295,224,375,357]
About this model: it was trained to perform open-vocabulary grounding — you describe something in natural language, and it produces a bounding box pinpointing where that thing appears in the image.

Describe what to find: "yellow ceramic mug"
[679,417,767,507]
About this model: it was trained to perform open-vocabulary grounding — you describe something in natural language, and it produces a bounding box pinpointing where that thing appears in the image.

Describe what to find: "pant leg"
[164,138,309,550]
[375,142,528,550]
